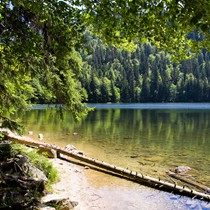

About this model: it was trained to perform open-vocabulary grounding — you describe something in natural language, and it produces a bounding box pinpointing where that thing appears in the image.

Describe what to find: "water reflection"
[20,107,210,186]
[19,106,210,209]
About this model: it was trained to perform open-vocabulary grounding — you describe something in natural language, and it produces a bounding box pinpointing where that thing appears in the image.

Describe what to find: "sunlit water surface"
[20,103,210,209]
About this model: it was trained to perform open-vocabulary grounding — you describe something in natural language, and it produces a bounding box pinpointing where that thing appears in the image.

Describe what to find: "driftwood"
[1,129,210,201]
[168,171,210,194]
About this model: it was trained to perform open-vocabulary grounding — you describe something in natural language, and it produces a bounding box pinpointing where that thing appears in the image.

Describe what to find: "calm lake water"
[20,103,210,209]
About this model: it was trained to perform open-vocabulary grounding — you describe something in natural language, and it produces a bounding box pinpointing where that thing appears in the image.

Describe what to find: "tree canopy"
[0,0,88,120]
[81,0,210,56]
[0,0,209,122]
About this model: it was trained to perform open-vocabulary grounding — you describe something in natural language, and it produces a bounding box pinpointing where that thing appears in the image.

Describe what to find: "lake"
[21,103,210,209]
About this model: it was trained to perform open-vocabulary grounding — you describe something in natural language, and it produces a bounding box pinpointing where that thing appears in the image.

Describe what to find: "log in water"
[1,129,210,201]
[168,171,210,194]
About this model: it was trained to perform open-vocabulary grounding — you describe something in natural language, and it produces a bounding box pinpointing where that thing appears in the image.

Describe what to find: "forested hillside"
[79,33,210,103]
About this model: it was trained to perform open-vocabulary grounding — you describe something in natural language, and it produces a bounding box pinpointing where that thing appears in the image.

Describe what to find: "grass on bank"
[11,142,59,184]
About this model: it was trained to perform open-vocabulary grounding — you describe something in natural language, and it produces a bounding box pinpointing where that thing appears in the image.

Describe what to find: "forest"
[77,33,210,103]
[1,0,210,121]
[31,31,210,104]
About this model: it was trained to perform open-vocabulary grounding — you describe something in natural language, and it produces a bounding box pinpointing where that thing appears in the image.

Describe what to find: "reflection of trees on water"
[22,109,210,150]
[89,109,210,141]
[21,108,210,183]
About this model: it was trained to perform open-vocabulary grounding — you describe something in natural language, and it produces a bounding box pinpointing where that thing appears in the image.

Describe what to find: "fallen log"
[1,129,210,201]
[167,171,210,194]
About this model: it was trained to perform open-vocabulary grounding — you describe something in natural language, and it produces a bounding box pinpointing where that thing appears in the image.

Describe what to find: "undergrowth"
[11,142,58,184]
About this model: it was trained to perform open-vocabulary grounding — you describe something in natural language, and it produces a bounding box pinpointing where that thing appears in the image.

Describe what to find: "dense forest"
[77,33,210,103]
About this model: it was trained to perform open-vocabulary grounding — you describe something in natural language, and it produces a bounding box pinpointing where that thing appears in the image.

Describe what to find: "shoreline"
[48,157,100,210]
[2,128,209,201]
[1,129,210,209]
[48,158,210,210]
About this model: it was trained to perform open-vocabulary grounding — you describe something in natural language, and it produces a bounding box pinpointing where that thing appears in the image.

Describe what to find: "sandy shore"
[41,157,210,210]
[47,157,101,210]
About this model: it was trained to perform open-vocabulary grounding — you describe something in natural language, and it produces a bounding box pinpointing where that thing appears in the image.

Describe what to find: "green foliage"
[0,133,4,141]
[81,0,210,58]
[0,116,25,135]
[0,0,88,122]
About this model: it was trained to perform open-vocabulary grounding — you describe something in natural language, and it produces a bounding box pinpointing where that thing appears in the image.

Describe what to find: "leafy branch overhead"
[81,0,209,56]
[0,0,209,120]
[0,0,88,120]
[0,116,24,135]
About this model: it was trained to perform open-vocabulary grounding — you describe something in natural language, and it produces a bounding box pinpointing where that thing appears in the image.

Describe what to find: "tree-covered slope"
[79,34,210,103]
